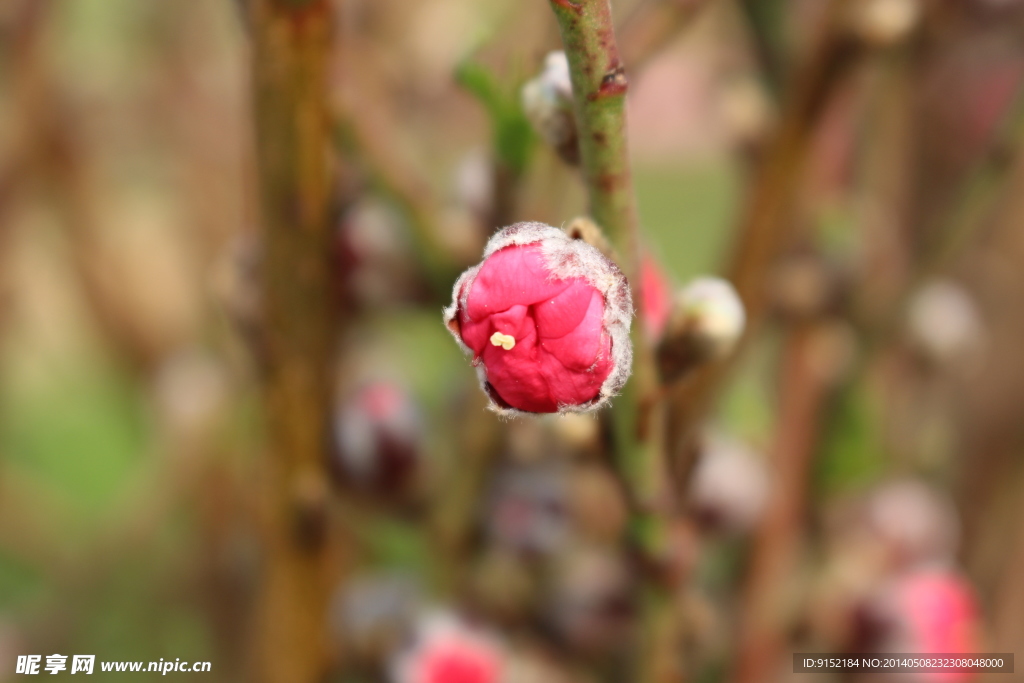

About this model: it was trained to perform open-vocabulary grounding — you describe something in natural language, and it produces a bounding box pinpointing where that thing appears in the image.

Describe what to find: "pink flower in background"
[331,381,422,497]
[887,570,982,683]
[640,253,672,339]
[445,222,632,415]
[392,614,505,683]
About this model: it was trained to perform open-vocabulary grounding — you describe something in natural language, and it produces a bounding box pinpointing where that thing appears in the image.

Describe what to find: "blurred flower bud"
[562,216,615,260]
[212,232,264,358]
[688,433,770,535]
[657,277,746,383]
[331,381,423,499]
[568,464,628,544]
[335,200,416,309]
[469,548,538,623]
[870,569,983,677]
[445,222,633,415]
[864,479,960,570]
[907,279,985,367]
[330,572,422,664]
[522,51,578,165]
[848,0,921,46]
[486,462,569,555]
[504,649,575,683]
[550,413,601,453]
[641,253,672,340]
[769,253,847,320]
[391,612,506,683]
[153,350,228,442]
[547,546,635,656]
[719,76,773,150]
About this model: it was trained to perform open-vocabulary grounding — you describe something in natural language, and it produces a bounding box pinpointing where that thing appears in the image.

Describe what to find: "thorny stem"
[250,1,348,681]
[549,2,677,681]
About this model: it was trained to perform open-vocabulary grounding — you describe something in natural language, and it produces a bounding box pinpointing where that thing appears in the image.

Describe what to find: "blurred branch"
[665,0,860,481]
[549,2,677,681]
[334,76,466,294]
[618,0,714,70]
[249,1,349,681]
[736,0,787,97]
[734,322,839,683]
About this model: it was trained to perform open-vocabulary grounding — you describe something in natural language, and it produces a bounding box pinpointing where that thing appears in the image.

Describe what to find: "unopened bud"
[848,0,921,46]
[719,76,773,150]
[330,572,422,663]
[331,381,423,500]
[469,548,538,623]
[486,462,569,555]
[390,612,506,683]
[657,277,746,383]
[864,479,960,570]
[906,279,985,366]
[522,51,579,165]
[547,546,635,655]
[688,433,770,535]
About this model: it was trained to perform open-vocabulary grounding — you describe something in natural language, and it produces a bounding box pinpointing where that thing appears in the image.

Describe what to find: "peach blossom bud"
[907,279,985,366]
[331,381,423,498]
[864,480,960,570]
[688,433,770,534]
[330,572,422,663]
[487,462,569,555]
[872,569,983,682]
[521,51,579,165]
[445,222,633,415]
[657,277,745,382]
[391,613,506,683]
[848,0,921,45]
[547,547,635,655]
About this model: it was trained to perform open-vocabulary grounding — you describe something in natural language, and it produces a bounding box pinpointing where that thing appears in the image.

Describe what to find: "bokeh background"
[1,0,1024,681]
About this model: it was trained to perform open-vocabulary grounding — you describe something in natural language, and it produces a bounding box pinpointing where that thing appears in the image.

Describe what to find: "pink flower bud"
[640,253,672,339]
[331,381,423,497]
[907,280,985,366]
[444,222,633,415]
[487,462,569,555]
[688,433,770,535]
[876,570,982,682]
[865,480,960,570]
[391,614,506,683]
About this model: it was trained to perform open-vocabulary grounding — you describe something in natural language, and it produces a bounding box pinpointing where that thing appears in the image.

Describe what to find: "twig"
[664,0,860,485]
[618,0,714,70]
[549,0,641,265]
[549,2,677,681]
[249,1,350,681]
[734,322,838,683]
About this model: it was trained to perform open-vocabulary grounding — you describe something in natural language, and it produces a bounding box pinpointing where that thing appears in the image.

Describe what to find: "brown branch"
[734,322,839,683]
[619,0,714,70]
[249,1,350,681]
[665,0,861,482]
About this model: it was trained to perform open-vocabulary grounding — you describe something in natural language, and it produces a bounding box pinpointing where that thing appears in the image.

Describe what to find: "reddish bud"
[391,614,506,683]
[331,381,422,498]
[874,570,983,682]
[445,222,633,415]
[640,253,672,339]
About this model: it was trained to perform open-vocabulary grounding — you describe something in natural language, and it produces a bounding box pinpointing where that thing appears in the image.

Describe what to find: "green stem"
[550,0,640,273]
[550,3,677,681]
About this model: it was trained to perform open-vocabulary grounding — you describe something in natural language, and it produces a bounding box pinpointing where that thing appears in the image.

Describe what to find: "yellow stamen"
[490,331,516,350]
